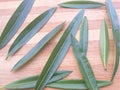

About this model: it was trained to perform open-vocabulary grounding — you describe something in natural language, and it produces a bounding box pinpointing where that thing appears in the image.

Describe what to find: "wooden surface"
[0,0,120,90]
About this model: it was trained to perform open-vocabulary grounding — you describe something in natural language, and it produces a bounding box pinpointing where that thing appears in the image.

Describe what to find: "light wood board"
[0,0,120,90]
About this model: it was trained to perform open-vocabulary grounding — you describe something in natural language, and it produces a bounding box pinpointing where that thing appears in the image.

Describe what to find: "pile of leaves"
[0,0,119,90]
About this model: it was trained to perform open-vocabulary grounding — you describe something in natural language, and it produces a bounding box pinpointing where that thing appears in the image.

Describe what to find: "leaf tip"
[110,76,114,81]
[60,21,66,27]
[58,2,64,7]
[67,71,72,75]
[51,7,57,11]
[11,67,17,72]
[5,55,9,60]
[10,69,14,72]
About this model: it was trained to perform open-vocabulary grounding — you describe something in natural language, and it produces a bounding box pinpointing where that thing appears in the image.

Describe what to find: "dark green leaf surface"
[106,0,120,81]
[0,0,34,48]
[35,10,84,90]
[100,19,109,70]
[6,7,56,59]
[47,79,112,90]
[71,35,98,90]
[59,1,105,9]
[5,70,72,89]
[79,16,88,55]
[11,22,64,71]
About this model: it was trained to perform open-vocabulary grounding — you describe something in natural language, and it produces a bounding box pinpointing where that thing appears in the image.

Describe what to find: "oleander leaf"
[59,1,105,9]
[6,7,56,59]
[100,19,110,70]
[79,16,88,55]
[71,35,98,90]
[47,79,112,89]
[5,70,72,89]
[35,10,84,90]
[11,22,65,71]
[106,0,120,81]
[0,0,34,48]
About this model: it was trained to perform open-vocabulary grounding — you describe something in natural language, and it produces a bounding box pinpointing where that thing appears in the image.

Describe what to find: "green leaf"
[6,7,56,59]
[71,35,98,90]
[79,16,88,55]
[106,0,120,81]
[0,0,34,48]
[35,10,84,90]
[5,70,72,89]
[100,19,110,70]
[119,26,120,56]
[48,70,72,84]
[11,22,65,71]
[59,1,105,9]
[47,79,112,90]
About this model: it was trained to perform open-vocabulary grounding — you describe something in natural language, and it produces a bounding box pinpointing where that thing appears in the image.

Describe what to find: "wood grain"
[0,0,120,90]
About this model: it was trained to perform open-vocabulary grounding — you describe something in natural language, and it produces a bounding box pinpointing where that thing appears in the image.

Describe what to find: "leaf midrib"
[36,30,71,90]
[79,54,96,89]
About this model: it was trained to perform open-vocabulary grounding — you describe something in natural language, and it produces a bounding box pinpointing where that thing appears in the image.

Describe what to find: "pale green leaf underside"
[35,10,84,90]
[0,0,34,48]
[100,19,109,70]
[79,16,88,55]
[11,22,64,71]
[59,1,105,9]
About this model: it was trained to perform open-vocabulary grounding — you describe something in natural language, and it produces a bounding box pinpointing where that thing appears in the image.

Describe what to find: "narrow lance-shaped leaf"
[79,16,88,55]
[119,26,120,55]
[100,19,109,70]
[59,1,105,9]
[5,70,72,90]
[35,10,84,90]
[11,22,65,71]
[71,35,98,90]
[106,0,120,81]
[47,79,112,90]
[6,7,56,59]
[0,0,34,48]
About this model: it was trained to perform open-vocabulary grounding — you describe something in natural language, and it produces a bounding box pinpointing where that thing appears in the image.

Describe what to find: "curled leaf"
[79,16,88,55]
[71,35,98,90]
[100,19,110,70]
[11,22,65,71]
[59,1,105,9]
[35,10,84,90]
[5,70,72,89]
[6,7,56,59]
[106,0,120,81]
[47,79,112,90]
[0,0,34,48]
